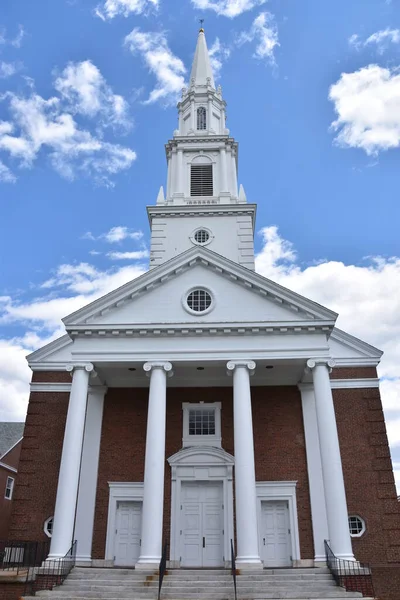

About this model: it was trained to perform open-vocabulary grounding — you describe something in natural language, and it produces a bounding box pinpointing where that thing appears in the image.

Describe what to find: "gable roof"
[62,246,338,330]
[0,422,24,459]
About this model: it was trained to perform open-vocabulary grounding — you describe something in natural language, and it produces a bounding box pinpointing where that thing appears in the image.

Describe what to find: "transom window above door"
[182,402,221,448]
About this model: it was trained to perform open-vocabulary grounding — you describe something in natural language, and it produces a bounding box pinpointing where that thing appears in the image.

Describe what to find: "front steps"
[23,566,375,600]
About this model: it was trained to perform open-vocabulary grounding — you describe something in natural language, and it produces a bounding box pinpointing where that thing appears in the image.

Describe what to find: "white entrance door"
[114,501,142,566]
[181,481,224,567]
[261,501,292,567]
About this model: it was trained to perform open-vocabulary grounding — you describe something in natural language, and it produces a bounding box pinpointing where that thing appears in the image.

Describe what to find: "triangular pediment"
[62,247,337,333]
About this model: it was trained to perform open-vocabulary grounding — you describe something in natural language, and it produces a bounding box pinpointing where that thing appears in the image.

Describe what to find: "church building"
[8,28,400,599]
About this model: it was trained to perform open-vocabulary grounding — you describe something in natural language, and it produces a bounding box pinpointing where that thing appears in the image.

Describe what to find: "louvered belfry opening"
[190,164,213,196]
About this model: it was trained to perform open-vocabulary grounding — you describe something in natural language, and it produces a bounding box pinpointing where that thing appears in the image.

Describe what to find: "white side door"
[114,501,142,566]
[181,481,224,567]
[261,501,291,567]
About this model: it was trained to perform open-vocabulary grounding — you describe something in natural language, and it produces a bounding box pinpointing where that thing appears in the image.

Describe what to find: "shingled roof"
[0,422,24,459]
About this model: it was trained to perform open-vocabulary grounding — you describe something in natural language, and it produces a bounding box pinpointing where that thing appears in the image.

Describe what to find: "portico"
[44,340,355,569]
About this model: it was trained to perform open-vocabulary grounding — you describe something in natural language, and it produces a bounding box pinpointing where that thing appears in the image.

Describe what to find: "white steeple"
[190,28,215,89]
[147,29,256,271]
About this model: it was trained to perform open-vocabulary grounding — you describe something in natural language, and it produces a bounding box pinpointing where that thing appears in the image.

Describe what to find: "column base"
[336,553,356,562]
[135,558,161,570]
[235,556,263,570]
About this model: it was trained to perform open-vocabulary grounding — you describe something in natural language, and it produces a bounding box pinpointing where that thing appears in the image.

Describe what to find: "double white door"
[260,500,292,567]
[114,501,142,566]
[181,481,224,567]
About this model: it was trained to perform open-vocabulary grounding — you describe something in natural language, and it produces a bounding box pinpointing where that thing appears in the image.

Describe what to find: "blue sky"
[1,0,400,491]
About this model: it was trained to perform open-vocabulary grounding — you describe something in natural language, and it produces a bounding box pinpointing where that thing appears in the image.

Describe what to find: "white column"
[177,149,184,194]
[48,363,93,559]
[220,147,228,193]
[208,95,212,131]
[298,383,329,564]
[227,360,262,568]
[166,154,172,200]
[307,359,355,561]
[136,361,173,569]
[74,385,107,564]
[191,98,196,131]
[178,107,183,135]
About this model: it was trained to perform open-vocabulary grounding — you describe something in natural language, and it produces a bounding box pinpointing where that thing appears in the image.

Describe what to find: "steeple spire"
[190,28,215,89]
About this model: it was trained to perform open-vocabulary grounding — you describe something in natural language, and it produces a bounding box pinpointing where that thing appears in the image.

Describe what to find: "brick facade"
[8,368,400,600]
[0,440,22,539]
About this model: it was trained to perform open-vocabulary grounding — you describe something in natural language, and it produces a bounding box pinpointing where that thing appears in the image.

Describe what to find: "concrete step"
[34,591,364,599]
[25,595,371,600]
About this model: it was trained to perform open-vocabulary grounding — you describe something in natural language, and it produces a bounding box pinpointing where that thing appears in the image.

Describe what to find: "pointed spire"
[239,184,247,203]
[190,28,215,89]
[156,186,165,205]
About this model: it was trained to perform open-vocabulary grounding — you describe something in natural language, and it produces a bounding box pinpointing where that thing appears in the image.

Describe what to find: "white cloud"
[124,29,186,105]
[0,159,16,183]
[255,225,400,492]
[95,0,158,20]
[238,11,279,64]
[349,28,400,54]
[0,61,21,79]
[108,250,149,260]
[329,64,400,155]
[209,38,231,80]
[191,0,266,18]
[82,226,143,243]
[11,25,25,49]
[0,66,136,185]
[54,60,131,130]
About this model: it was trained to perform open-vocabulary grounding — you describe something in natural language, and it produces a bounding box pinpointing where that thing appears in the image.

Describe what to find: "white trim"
[30,383,72,392]
[0,461,17,473]
[330,378,379,389]
[348,515,366,538]
[4,476,15,500]
[168,446,234,568]
[331,328,383,359]
[182,402,221,447]
[74,387,106,563]
[0,436,23,461]
[255,481,301,566]
[44,516,54,538]
[334,358,380,367]
[298,384,329,563]
[105,483,144,562]
[190,226,213,247]
[62,246,337,327]
[182,286,215,317]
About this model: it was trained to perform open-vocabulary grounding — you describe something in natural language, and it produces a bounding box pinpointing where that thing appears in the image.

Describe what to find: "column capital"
[66,363,95,375]
[143,361,173,377]
[307,358,336,373]
[227,360,256,375]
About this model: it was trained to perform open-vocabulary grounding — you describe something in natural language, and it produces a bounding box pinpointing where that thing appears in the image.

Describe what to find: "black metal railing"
[25,540,77,595]
[231,539,237,600]
[324,540,375,598]
[0,540,50,576]
[158,542,168,600]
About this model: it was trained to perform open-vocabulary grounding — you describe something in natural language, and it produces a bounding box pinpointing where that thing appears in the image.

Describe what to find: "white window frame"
[182,402,221,448]
[4,476,14,500]
[348,515,366,538]
[182,287,215,317]
[44,516,54,538]
[189,226,213,247]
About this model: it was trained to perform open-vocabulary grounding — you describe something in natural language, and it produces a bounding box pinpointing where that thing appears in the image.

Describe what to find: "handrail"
[324,540,375,598]
[158,542,168,600]
[25,539,77,595]
[231,539,237,600]
[0,540,50,577]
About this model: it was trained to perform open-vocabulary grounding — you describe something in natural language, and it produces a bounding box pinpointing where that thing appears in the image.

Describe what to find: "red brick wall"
[333,387,400,600]
[252,386,314,559]
[8,389,69,542]
[0,582,29,600]
[92,386,314,560]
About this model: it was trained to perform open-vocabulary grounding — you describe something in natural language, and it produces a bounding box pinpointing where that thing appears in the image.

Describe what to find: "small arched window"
[197,107,206,130]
